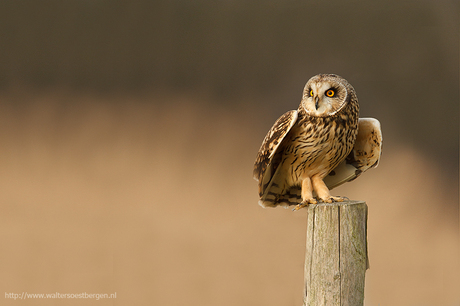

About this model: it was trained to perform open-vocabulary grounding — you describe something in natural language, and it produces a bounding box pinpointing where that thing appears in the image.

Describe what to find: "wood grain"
[303,201,368,306]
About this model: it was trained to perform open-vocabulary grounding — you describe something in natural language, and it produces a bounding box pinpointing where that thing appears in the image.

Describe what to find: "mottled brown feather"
[323,118,382,189]
[253,110,297,182]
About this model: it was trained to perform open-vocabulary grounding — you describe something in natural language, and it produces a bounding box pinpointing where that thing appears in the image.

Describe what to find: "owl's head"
[300,74,356,117]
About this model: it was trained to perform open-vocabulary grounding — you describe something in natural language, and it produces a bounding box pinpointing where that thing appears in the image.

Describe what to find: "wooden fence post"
[303,201,369,306]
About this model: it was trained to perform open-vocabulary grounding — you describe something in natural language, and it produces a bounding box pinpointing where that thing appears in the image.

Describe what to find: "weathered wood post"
[303,200,368,306]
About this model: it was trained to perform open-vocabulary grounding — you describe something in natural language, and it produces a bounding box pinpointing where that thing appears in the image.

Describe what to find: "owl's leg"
[311,175,345,203]
[293,177,317,210]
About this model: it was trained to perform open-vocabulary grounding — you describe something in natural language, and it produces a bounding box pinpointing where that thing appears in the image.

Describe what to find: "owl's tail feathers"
[257,159,303,208]
[258,185,302,208]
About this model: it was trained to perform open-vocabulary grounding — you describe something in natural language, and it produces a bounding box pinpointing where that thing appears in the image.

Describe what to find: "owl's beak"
[315,96,319,110]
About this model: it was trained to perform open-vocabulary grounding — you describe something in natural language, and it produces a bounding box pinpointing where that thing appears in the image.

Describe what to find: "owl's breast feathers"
[290,104,359,178]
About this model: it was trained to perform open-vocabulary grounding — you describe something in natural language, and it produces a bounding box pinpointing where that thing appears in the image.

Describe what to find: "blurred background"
[0,1,458,305]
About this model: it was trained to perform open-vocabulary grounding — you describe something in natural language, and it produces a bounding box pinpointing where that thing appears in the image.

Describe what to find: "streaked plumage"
[323,118,382,189]
[253,74,382,209]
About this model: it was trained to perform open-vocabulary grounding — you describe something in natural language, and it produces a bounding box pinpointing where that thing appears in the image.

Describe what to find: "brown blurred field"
[0,0,458,305]
[0,90,458,306]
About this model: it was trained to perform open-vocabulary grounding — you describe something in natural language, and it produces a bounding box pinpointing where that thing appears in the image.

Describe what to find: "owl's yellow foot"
[294,178,317,210]
[293,198,318,210]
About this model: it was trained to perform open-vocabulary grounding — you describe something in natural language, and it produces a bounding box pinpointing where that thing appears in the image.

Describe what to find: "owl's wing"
[324,118,382,189]
[253,110,298,193]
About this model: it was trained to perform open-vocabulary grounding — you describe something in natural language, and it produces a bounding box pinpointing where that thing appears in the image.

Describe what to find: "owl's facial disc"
[301,81,346,117]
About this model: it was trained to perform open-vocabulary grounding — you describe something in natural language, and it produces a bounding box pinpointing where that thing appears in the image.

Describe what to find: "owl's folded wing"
[253,110,298,194]
[324,117,382,190]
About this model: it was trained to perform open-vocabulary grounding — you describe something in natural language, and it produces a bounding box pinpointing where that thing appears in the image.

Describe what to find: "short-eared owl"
[253,74,382,209]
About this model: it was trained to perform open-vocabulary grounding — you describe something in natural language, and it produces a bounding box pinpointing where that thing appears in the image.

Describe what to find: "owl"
[253,74,382,209]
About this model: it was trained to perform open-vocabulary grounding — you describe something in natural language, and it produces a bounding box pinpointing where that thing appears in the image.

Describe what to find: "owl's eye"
[309,90,313,97]
[326,89,335,97]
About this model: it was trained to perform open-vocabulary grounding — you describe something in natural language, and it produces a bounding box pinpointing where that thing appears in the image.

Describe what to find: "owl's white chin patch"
[302,102,334,117]
[311,109,327,116]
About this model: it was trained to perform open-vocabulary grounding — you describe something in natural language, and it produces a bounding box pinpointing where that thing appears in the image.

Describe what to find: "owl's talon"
[320,196,346,203]
[293,198,317,211]
[293,203,306,211]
